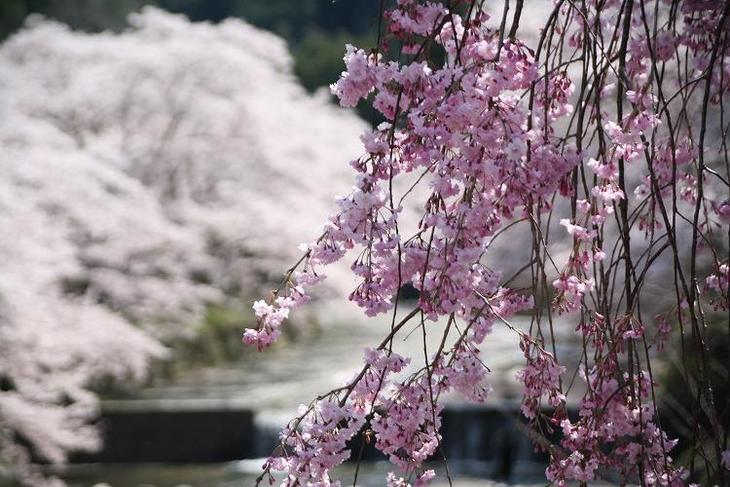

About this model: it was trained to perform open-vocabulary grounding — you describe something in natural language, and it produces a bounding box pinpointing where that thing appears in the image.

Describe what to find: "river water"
[129,301,580,416]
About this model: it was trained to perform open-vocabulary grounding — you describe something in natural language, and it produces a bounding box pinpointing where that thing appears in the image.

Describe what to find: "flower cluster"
[243,267,318,350]
[386,469,436,487]
[516,337,566,421]
[350,348,411,411]
[546,316,682,486]
[264,401,366,487]
[437,344,492,403]
[371,375,444,470]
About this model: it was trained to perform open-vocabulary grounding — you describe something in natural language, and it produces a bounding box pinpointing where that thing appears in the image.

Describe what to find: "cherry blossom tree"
[245,0,730,485]
[0,8,367,484]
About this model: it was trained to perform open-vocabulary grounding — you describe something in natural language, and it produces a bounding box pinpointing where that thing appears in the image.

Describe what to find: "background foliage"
[0,0,379,93]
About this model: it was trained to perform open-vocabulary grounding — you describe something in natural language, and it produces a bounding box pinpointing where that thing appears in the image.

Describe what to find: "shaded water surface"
[59,461,547,487]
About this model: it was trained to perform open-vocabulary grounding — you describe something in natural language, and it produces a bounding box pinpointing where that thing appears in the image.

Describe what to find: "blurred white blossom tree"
[0,7,365,484]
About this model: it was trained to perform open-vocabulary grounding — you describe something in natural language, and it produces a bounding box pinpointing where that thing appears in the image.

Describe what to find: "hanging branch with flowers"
[244,0,730,485]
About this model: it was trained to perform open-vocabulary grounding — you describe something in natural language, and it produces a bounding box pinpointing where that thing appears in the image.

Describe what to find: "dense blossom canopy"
[0,9,366,484]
